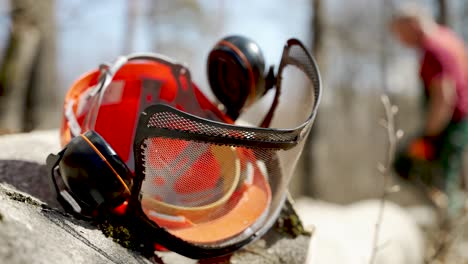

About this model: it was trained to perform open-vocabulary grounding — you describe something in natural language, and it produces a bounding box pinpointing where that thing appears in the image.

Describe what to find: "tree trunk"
[299,0,322,197]
[437,0,448,26]
[29,0,57,130]
[0,0,41,132]
[312,0,322,56]
[0,0,56,132]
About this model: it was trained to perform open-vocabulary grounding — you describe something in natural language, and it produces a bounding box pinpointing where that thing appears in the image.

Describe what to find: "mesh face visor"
[130,39,322,258]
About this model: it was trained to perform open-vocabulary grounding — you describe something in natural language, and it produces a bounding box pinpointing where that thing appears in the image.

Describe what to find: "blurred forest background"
[0,0,466,204]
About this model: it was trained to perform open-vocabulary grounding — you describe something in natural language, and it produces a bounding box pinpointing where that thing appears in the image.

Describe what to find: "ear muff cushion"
[208,47,251,114]
[59,131,132,210]
[222,36,265,89]
[208,36,266,118]
[83,131,133,188]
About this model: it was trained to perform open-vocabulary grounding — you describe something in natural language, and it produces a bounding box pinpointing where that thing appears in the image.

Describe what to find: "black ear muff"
[208,35,275,120]
[47,131,133,217]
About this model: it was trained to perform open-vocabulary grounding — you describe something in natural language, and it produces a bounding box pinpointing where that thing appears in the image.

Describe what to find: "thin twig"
[369,95,401,264]
[369,0,402,261]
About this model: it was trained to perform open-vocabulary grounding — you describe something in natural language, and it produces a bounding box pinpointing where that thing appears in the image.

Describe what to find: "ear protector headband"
[47,37,321,259]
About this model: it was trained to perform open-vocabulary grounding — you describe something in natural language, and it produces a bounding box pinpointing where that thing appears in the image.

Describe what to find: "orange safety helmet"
[48,37,321,259]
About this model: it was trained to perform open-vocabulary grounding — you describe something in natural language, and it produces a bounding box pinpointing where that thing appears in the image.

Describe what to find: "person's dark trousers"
[394,119,468,216]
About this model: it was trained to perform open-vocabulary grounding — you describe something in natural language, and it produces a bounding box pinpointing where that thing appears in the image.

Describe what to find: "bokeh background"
[0,0,466,205]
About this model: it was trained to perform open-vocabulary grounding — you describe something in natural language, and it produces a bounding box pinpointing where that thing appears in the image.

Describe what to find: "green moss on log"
[98,220,137,250]
[97,218,166,263]
[5,191,41,206]
[96,216,158,260]
[274,198,311,238]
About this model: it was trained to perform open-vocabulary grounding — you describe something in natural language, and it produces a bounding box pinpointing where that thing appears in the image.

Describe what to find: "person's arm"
[408,77,455,160]
[425,76,456,136]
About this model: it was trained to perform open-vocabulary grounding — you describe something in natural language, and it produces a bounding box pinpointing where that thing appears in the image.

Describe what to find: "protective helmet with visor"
[46,37,321,259]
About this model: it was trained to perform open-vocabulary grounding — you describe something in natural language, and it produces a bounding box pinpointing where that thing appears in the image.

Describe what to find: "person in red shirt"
[391,5,468,216]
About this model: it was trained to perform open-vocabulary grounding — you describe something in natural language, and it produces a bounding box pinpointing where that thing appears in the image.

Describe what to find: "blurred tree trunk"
[0,0,56,132]
[437,0,448,26]
[123,0,138,53]
[300,0,322,197]
[27,0,57,131]
[312,0,322,56]
[0,0,41,132]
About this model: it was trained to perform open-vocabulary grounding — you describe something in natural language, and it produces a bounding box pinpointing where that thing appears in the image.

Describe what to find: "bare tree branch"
[369,94,401,264]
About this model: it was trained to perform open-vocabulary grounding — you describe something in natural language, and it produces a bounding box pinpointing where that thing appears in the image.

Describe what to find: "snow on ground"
[295,197,427,264]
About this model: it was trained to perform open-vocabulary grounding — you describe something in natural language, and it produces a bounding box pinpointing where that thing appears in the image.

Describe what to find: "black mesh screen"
[132,38,321,248]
